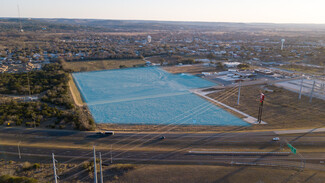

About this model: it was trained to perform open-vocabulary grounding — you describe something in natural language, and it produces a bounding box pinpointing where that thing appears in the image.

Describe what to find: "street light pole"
[18,141,21,159]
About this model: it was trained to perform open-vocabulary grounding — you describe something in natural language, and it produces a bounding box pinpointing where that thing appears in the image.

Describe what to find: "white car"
[272,137,280,141]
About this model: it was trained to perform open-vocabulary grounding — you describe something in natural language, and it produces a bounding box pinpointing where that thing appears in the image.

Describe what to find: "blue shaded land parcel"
[73,67,249,126]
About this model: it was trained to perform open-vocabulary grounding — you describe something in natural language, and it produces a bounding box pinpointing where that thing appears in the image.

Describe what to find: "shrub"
[82,161,94,172]
[109,164,135,172]
[0,175,38,183]
[22,162,40,171]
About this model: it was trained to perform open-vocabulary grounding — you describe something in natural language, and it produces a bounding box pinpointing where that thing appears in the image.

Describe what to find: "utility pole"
[298,78,303,100]
[110,145,113,164]
[99,152,103,183]
[257,93,265,124]
[309,81,316,103]
[52,153,58,183]
[93,146,98,183]
[237,81,241,105]
[18,141,21,159]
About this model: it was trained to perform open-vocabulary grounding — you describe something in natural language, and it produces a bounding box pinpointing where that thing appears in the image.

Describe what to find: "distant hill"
[1,17,325,33]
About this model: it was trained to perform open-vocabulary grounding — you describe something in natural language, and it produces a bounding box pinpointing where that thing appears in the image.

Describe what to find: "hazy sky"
[1,0,325,24]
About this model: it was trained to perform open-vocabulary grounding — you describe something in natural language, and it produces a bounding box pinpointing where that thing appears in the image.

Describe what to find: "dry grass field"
[62,59,145,72]
[163,65,224,74]
[208,85,325,130]
[278,65,325,75]
[111,165,325,183]
[2,160,325,183]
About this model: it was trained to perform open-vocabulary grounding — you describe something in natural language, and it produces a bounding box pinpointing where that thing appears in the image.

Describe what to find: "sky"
[1,0,325,24]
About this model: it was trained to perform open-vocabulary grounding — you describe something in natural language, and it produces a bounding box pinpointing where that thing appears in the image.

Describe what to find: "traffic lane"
[0,126,278,138]
[0,126,279,143]
[2,127,324,150]
[1,144,324,167]
[2,131,323,150]
[0,134,284,152]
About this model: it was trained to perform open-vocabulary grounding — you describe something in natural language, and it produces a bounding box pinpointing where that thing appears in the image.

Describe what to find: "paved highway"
[0,127,324,171]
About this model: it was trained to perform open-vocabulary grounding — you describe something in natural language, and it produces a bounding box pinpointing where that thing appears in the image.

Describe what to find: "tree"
[237,63,250,70]
[216,62,224,70]
[158,58,165,66]
[207,53,216,60]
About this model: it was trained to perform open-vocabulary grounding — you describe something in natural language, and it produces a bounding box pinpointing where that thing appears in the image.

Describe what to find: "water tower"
[147,35,152,43]
[281,39,285,50]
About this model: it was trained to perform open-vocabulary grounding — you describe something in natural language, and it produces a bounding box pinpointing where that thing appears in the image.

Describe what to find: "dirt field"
[0,160,135,183]
[163,65,224,74]
[112,165,325,183]
[68,74,85,106]
[2,160,325,183]
[278,65,325,75]
[62,59,145,72]
[208,85,325,130]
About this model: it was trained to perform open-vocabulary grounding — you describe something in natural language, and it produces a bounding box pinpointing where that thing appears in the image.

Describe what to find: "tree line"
[0,63,95,130]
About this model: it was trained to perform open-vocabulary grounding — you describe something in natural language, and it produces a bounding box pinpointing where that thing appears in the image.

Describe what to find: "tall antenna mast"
[17,3,30,97]
[17,4,24,32]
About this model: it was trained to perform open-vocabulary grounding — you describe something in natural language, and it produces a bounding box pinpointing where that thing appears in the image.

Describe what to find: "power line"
[63,87,239,181]
[78,88,247,181]
[78,88,240,181]
[59,87,240,181]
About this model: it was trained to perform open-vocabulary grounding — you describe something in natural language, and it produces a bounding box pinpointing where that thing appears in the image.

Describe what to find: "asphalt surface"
[0,127,325,171]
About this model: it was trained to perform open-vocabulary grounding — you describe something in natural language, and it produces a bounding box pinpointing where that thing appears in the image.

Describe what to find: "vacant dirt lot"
[163,65,223,74]
[208,85,325,130]
[2,160,325,183]
[112,164,325,183]
[62,59,145,72]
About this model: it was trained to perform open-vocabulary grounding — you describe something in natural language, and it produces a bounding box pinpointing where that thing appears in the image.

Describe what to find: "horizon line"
[1,16,325,26]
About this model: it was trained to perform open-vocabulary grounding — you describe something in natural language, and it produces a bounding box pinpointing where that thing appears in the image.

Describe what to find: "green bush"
[0,175,37,183]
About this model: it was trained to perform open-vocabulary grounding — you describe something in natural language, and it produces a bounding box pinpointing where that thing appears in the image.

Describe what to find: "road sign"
[287,143,297,154]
